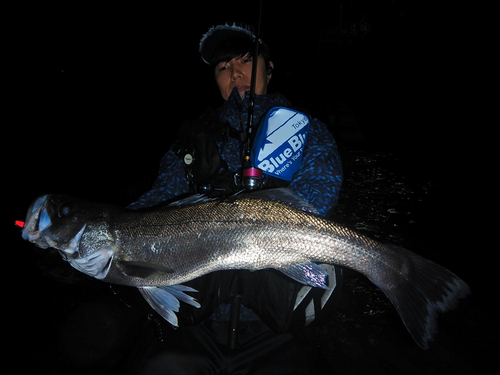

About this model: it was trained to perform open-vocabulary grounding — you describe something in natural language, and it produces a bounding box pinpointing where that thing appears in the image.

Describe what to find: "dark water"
[7,141,493,374]
[307,143,493,375]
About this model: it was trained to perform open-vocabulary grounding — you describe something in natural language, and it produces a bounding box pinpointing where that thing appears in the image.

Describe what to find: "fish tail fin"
[370,245,470,349]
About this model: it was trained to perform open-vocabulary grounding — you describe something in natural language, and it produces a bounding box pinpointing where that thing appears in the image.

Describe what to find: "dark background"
[5,1,493,374]
[7,0,475,207]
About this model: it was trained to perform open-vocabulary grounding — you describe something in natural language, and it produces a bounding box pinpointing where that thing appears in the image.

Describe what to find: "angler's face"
[214,54,273,101]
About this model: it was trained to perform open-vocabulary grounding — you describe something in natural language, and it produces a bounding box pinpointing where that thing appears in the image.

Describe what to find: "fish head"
[22,194,117,279]
[23,194,101,249]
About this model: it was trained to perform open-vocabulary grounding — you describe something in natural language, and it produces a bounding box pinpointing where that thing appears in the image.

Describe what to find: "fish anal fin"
[277,262,329,289]
[117,261,174,279]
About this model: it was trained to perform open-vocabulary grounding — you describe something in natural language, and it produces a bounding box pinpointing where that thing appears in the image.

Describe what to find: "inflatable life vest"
[173,109,240,196]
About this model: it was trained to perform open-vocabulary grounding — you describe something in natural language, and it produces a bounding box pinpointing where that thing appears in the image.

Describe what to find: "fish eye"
[58,204,72,217]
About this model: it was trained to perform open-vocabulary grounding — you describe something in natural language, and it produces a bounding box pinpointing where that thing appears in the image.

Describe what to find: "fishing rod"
[229,0,263,350]
[241,0,264,191]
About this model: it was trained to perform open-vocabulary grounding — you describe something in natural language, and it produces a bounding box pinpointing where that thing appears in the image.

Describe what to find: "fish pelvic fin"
[139,285,200,327]
[371,245,470,349]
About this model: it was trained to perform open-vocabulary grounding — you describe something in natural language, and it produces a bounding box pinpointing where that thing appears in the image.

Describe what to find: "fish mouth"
[22,194,51,247]
[21,194,115,280]
[21,194,82,251]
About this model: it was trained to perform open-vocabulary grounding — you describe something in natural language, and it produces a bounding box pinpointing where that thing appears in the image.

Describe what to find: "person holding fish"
[20,21,469,375]
[125,23,344,373]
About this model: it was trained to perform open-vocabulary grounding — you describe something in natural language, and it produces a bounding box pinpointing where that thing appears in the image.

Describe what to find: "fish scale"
[21,188,469,348]
[109,198,411,292]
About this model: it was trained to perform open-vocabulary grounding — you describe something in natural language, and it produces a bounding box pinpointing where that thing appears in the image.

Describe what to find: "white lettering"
[270,157,279,168]
[257,135,307,178]
[288,135,302,152]
[258,159,275,173]
[292,150,302,161]
[299,133,306,144]
[274,153,287,165]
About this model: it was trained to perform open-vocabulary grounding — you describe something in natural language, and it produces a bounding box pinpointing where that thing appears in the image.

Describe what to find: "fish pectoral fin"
[117,261,175,279]
[139,285,200,327]
[277,262,329,289]
[67,246,114,280]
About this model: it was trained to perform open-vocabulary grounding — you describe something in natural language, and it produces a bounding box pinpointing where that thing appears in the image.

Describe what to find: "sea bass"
[20,188,469,349]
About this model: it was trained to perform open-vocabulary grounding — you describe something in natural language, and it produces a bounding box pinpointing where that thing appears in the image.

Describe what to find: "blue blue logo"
[251,107,310,181]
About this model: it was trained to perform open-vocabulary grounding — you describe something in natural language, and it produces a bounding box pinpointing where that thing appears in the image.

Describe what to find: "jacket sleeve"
[288,118,343,217]
[127,149,189,209]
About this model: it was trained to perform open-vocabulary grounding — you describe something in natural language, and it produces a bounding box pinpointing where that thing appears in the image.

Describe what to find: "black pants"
[122,317,317,375]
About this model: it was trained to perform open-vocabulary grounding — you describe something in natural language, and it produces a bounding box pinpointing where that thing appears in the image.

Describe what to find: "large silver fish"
[20,188,469,349]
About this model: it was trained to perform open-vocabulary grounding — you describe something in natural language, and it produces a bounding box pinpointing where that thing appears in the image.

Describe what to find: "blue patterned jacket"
[129,89,342,216]
[128,89,344,331]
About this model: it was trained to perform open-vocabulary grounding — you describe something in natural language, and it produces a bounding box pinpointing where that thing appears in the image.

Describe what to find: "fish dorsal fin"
[150,188,318,215]
[166,194,216,208]
[139,285,200,327]
[136,194,216,212]
[117,261,175,279]
[234,188,319,215]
